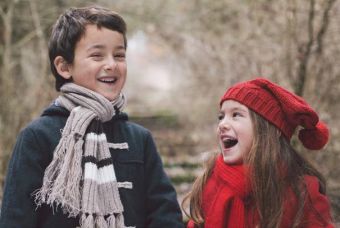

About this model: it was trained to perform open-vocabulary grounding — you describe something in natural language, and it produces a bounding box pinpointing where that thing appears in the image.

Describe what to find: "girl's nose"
[218,120,231,132]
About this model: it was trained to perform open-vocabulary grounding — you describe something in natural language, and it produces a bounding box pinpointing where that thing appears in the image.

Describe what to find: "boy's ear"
[54,56,72,79]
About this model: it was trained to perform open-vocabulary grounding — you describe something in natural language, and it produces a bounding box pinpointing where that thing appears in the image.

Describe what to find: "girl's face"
[217,100,254,165]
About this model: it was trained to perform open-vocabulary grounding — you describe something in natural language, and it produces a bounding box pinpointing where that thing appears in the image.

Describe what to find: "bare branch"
[1,1,14,84]
[295,0,315,96]
[0,6,5,19]
[316,0,337,54]
[12,30,37,49]
[29,0,48,78]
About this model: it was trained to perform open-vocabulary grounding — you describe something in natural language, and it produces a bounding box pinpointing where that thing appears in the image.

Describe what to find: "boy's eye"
[218,113,224,121]
[114,53,126,61]
[90,53,102,56]
[90,53,104,60]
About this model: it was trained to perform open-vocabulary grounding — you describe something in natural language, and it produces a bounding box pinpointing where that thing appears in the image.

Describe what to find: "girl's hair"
[182,109,327,228]
[48,6,127,91]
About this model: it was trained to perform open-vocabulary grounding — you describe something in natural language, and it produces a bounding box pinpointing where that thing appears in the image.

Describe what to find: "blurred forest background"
[0,0,339,222]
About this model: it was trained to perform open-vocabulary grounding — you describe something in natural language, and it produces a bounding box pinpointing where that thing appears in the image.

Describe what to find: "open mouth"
[222,138,238,149]
[98,77,118,84]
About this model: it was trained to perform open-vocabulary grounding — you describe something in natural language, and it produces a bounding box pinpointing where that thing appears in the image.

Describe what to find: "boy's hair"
[48,6,127,91]
[182,110,327,227]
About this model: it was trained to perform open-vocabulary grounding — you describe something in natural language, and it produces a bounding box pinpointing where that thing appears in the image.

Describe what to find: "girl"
[183,78,334,228]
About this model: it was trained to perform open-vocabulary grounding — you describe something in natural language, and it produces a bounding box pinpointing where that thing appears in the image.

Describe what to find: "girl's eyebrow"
[232,106,247,112]
[232,107,249,115]
[222,106,248,113]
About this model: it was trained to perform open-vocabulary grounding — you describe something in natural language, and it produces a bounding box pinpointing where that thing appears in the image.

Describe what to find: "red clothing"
[187,155,334,228]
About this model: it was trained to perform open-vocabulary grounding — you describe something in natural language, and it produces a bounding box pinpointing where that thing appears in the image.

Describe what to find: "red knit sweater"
[187,155,334,228]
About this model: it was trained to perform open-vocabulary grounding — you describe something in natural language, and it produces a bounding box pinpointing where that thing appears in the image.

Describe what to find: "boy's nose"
[104,58,117,71]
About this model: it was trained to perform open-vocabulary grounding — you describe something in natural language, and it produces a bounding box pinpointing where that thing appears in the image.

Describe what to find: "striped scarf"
[35,83,132,228]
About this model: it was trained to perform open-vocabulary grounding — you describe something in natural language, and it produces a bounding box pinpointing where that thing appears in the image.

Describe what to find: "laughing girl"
[183,78,334,228]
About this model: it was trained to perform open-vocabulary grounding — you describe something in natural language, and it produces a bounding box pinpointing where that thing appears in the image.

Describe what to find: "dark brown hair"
[182,109,327,228]
[48,6,127,91]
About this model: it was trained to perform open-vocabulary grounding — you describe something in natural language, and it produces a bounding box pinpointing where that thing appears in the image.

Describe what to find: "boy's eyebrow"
[115,44,126,49]
[86,44,126,52]
[86,44,105,52]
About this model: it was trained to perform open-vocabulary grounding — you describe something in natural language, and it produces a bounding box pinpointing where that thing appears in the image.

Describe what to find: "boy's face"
[66,25,127,101]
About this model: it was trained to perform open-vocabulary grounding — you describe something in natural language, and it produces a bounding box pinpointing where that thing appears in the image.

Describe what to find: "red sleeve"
[303,176,334,228]
[187,219,196,228]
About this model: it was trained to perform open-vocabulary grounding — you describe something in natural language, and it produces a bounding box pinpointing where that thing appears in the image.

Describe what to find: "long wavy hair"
[182,109,327,228]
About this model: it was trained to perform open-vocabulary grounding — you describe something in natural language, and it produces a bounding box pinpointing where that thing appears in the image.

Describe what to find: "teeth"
[99,78,117,83]
[223,138,238,148]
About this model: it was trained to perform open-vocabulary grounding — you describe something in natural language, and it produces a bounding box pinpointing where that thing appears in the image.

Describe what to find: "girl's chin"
[221,153,243,165]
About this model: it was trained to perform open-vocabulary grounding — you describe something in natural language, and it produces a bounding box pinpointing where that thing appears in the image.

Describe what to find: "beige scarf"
[35,83,132,228]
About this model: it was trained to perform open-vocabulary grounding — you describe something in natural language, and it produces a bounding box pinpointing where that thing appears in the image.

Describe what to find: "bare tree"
[295,0,336,96]
[0,0,58,197]
[0,0,339,220]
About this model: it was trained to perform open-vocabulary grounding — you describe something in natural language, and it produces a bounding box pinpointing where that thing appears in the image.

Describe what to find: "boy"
[0,6,184,228]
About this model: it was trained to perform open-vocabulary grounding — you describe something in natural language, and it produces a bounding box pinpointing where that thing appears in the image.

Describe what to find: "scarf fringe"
[34,133,84,216]
[79,213,128,228]
[107,214,116,228]
[116,213,126,227]
[95,215,109,228]
[81,214,94,228]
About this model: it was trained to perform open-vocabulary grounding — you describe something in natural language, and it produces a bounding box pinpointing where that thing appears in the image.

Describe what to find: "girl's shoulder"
[303,175,324,195]
[283,175,333,227]
[302,175,334,227]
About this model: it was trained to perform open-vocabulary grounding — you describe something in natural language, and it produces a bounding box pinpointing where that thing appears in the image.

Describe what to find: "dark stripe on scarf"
[82,156,113,168]
[86,119,103,134]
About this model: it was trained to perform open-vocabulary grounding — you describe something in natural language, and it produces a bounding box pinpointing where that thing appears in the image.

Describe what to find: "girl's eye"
[232,112,242,118]
[218,113,224,121]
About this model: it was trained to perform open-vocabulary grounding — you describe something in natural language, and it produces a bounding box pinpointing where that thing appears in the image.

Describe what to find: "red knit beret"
[220,78,329,150]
